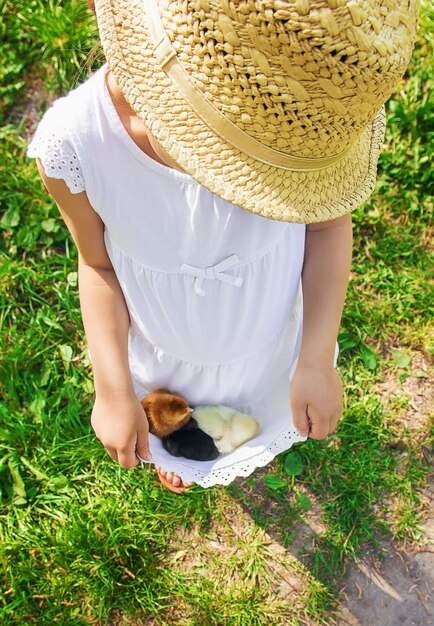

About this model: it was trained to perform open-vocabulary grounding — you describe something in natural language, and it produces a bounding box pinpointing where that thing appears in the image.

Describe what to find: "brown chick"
[141,389,192,438]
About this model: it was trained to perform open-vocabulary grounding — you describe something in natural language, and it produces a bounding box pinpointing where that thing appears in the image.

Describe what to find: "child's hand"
[290,364,343,439]
[91,393,151,468]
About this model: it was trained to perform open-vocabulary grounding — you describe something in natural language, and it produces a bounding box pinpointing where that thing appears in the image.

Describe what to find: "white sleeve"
[27,106,85,194]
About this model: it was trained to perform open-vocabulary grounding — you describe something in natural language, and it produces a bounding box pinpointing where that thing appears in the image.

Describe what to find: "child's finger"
[105,446,118,462]
[136,428,152,462]
[117,448,140,469]
[329,411,342,434]
[291,401,310,437]
[307,408,331,440]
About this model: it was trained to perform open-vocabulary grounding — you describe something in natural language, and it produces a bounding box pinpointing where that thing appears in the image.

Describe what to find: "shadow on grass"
[226,394,432,623]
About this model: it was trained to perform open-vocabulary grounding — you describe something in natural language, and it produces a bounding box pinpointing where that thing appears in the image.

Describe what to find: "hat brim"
[96,0,386,224]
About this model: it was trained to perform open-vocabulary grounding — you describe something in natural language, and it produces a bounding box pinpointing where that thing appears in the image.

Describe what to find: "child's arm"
[290,213,353,439]
[36,160,151,467]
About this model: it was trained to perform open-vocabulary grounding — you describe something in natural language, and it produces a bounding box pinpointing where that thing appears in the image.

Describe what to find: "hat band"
[146,0,353,172]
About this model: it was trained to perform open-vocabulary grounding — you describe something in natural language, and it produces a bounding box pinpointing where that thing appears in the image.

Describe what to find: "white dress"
[28,64,311,487]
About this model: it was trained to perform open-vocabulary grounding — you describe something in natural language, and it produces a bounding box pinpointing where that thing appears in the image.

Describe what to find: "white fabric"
[27,112,85,194]
[28,65,311,487]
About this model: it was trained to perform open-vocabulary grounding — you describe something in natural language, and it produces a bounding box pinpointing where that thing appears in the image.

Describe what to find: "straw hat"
[94,0,418,223]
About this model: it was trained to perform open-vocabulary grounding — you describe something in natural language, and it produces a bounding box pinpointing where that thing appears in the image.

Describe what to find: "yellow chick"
[192,405,260,454]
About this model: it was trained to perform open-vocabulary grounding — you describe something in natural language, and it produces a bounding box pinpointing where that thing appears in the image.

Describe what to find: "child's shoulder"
[27,66,106,194]
[33,65,105,136]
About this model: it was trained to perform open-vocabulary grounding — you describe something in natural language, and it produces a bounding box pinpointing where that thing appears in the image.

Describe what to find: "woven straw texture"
[95,0,418,223]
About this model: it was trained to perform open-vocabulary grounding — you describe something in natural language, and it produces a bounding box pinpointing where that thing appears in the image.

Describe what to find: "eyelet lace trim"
[147,426,305,488]
[28,130,85,194]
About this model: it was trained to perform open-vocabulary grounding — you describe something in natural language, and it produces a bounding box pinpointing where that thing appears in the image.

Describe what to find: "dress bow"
[180,254,243,296]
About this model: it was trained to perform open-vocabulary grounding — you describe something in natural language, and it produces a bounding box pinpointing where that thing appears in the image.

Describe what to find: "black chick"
[162,418,220,461]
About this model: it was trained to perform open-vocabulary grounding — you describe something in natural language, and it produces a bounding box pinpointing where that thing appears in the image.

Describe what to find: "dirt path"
[224,466,434,625]
[221,355,434,625]
[335,482,433,625]
[334,358,434,625]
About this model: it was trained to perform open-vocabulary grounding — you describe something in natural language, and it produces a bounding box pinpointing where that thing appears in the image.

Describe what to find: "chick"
[192,405,260,454]
[141,389,192,438]
[162,417,220,461]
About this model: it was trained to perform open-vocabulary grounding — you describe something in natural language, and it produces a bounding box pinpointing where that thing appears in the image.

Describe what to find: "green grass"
[0,0,99,120]
[1,1,433,624]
